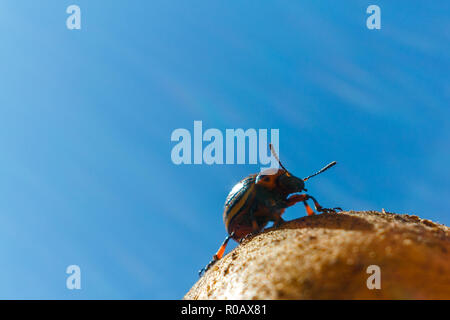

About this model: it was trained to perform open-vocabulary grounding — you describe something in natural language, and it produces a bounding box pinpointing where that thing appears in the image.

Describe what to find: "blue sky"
[0,1,448,299]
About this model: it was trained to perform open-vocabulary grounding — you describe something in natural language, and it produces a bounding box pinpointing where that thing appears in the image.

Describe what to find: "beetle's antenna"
[269,143,289,173]
[303,161,337,181]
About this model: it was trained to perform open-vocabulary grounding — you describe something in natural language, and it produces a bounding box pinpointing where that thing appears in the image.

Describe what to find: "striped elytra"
[223,174,257,233]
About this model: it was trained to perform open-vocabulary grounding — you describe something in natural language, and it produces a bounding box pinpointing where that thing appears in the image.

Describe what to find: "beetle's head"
[278,172,306,193]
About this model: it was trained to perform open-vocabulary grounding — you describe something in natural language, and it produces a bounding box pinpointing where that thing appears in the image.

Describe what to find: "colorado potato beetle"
[199,144,341,276]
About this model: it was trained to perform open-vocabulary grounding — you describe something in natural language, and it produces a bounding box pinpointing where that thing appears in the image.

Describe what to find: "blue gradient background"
[0,1,448,299]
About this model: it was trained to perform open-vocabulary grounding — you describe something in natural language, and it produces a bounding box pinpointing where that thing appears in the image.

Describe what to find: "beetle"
[199,144,342,276]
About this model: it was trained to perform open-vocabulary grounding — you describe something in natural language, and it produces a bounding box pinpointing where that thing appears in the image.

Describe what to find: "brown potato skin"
[185,211,450,300]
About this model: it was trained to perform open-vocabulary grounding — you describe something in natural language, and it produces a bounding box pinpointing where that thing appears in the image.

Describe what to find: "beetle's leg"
[272,209,286,227]
[308,195,342,214]
[303,201,316,216]
[199,232,234,277]
[251,219,259,232]
[286,194,308,206]
[273,215,286,227]
[285,194,315,216]
[239,231,256,244]
[239,208,261,244]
